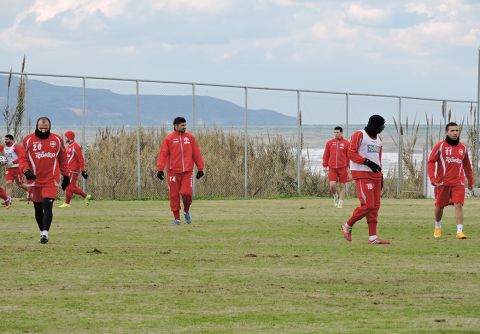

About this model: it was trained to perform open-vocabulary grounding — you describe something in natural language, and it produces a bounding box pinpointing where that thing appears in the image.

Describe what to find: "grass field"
[1,197,479,333]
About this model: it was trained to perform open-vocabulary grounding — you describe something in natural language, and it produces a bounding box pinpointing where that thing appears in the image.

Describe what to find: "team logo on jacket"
[173,139,179,144]
[459,149,464,155]
[50,141,57,148]
[367,144,380,153]
[183,137,190,144]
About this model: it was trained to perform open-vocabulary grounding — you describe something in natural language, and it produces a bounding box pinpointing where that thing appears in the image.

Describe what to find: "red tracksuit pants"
[65,172,87,204]
[167,171,193,216]
[346,178,381,236]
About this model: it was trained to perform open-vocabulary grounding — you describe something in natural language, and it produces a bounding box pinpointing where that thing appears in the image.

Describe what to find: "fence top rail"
[0,70,477,105]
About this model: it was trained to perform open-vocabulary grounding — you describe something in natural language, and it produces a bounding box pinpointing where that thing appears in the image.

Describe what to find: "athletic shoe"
[434,228,442,238]
[456,231,467,239]
[85,194,93,206]
[337,202,343,209]
[184,212,192,224]
[341,223,352,242]
[40,235,48,244]
[172,220,181,225]
[59,202,70,208]
[333,193,339,207]
[3,197,12,209]
[368,237,391,245]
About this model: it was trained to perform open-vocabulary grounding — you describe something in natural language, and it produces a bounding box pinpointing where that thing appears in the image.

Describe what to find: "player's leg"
[366,178,389,244]
[328,168,339,206]
[451,185,467,239]
[167,173,181,224]
[13,168,28,191]
[0,186,11,208]
[433,186,448,238]
[60,173,74,207]
[29,187,46,242]
[179,172,193,224]
[5,180,13,198]
[70,173,87,198]
[337,183,345,208]
[39,186,57,243]
[342,179,370,241]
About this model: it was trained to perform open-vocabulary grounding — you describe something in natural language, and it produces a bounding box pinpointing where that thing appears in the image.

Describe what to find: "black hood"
[365,115,385,137]
[445,136,460,146]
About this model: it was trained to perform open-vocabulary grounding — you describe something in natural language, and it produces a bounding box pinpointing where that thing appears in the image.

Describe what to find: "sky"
[0,0,479,124]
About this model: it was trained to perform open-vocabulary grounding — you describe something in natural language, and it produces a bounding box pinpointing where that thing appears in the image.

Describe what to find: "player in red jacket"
[58,130,92,208]
[341,115,390,245]
[427,122,473,239]
[323,126,350,208]
[0,134,28,202]
[157,117,205,225]
[18,117,70,244]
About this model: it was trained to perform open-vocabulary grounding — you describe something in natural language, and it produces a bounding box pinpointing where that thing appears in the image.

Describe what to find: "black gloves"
[81,170,89,179]
[196,171,204,179]
[24,169,37,181]
[363,159,382,173]
[157,171,165,180]
[61,175,71,191]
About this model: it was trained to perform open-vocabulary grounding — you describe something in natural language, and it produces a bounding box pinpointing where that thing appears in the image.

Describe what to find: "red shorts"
[28,186,59,202]
[434,185,465,207]
[5,167,23,183]
[354,178,381,209]
[328,167,349,183]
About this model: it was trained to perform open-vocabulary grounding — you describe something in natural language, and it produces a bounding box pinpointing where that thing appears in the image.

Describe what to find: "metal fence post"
[244,87,248,198]
[82,77,87,192]
[345,93,349,139]
[477,48,480,185]
[135,81,142,198]
[297,91,302,194]
[24,75,29,135]
[397,97,402,198]
[192,83,197,196]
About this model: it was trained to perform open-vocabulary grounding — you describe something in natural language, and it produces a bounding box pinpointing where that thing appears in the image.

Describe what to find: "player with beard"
[341,115,390,244]
[157,117,205,225]
[19,117,70,244]
[428,122,473,239]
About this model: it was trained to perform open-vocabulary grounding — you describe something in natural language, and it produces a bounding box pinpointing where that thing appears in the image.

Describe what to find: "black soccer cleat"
[40,235,49,244]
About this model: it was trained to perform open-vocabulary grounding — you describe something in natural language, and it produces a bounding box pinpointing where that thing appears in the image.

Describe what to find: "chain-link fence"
[0,71,478,199]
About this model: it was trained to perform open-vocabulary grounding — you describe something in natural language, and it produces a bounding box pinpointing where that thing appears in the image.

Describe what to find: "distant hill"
[0,75,296,126]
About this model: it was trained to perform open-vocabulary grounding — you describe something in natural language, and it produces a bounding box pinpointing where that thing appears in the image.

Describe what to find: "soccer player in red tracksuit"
[341,115,390,245]
[19,117,70,244]
[0,134,28,205]
[157,117,205,225]
[428,122,473,240]
[59,130,92,208]
[323,126,350,208]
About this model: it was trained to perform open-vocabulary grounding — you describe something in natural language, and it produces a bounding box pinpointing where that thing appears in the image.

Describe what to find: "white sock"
[338,200,344,205]
[42,230,48,238]
[368,235,377,241]
[435,221,441,228]
[457,224,463,232]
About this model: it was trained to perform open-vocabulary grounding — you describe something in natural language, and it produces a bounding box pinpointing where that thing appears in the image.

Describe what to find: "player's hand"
[24,169,37,181]
[81,170,89,179]
[363,159,381,173]
[157,171,164,180]
[196,171,204,179]
[61,175,70,191]
[432,182,443,187]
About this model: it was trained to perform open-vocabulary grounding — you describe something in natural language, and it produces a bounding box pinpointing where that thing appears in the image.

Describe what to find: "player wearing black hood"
[341,115,390,244]
[19,117,70,243]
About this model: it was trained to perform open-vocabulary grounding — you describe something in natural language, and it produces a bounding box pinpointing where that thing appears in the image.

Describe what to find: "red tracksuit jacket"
[157,131,204,174]
[323,137,350,168]
[19,133,69,186]
[66,141,85,173]
[427,140,473,187]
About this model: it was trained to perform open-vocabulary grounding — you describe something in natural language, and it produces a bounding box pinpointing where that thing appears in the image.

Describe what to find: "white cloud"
[148,0,234,14]
[344,3,390,23]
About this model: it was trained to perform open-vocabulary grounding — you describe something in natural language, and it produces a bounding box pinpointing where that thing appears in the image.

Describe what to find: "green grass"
[1,198,479,333]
